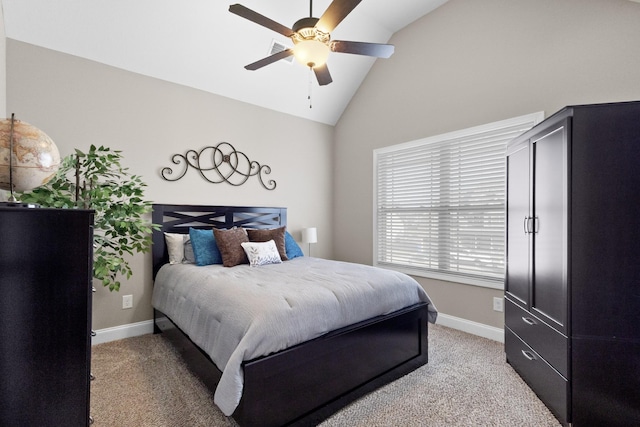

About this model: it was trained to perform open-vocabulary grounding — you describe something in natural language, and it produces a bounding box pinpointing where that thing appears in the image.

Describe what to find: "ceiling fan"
[229,0,394,86]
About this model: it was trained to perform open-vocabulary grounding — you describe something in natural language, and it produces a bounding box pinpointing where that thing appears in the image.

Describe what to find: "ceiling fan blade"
[229,4,294,37]
[245,49,294,71]
[316,0,363,33]
[313,64,333,86]
[330,40,395,58]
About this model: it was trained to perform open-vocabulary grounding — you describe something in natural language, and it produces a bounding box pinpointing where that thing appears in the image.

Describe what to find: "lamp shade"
[293,40,330,68]
[301,227,318,244]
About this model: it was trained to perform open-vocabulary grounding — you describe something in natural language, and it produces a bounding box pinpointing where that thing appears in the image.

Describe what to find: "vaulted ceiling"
[2,0,449,125]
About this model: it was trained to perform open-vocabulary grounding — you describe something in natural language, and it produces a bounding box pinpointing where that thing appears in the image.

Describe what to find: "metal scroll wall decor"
[161,142,276,190]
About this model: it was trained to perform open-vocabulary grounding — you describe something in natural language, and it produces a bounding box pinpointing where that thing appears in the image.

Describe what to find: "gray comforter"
[151,257,437,416]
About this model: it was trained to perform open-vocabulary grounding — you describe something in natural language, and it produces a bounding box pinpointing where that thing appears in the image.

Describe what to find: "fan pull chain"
[308,67,313,109]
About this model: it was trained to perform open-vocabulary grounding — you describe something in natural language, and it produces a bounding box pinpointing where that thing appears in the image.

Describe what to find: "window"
[374,112,543,289]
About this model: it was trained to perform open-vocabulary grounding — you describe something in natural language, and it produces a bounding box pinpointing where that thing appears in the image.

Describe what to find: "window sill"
[374,262,504,290]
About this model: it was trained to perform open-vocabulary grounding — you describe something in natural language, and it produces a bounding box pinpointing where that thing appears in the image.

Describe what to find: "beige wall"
[6,40,334,329]
[333,0,640,328]
[1,4,6,117]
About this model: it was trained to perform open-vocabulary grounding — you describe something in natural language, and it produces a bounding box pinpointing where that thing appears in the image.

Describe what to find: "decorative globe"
[0,118,61,192]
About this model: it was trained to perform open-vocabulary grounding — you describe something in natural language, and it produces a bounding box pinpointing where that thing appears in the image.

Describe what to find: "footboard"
[156,302,430,427]
[237,302,430,427]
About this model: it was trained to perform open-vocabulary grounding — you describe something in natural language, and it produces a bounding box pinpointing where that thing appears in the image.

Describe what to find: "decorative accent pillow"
[285,231,304,259]
[189,228,223,266]
[164,232,187,264]
[213,227,249,267]
[241,240,283,267]
[183,237,195,264]
[247,226,288,261]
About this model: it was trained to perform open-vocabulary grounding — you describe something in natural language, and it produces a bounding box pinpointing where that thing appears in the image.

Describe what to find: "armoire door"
[505,142,531,307]
[531,120,569,336]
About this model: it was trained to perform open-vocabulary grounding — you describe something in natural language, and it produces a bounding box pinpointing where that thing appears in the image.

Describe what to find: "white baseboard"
[435,313,504,343]
[92,320,155,345]
[92,314,504,346]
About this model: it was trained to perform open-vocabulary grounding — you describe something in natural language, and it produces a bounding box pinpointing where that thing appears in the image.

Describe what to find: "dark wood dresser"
[505,101,640,426]
[0,206,94,426]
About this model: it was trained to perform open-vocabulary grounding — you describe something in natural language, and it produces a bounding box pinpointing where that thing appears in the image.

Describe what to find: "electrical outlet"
[122,294,133,309]
[493,297,504,312]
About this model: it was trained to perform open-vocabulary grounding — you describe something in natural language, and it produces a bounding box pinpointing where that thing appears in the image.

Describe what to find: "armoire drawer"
[505,328,569,424]
[505,298,568,377]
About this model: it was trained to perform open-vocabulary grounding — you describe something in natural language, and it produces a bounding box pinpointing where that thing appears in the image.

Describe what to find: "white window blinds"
[374,113,543,288]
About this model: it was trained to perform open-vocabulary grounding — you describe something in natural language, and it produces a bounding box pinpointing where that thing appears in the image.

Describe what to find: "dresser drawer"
[505,328,569,424]
[505,298,568,377]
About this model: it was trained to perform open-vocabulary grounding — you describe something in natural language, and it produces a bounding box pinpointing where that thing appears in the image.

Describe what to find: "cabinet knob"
[521,316,537,326]
[90,373,95,381]
[91,330,97,337]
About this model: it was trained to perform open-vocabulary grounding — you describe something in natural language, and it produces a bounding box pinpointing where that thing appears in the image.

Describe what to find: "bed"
[151,204,437,427]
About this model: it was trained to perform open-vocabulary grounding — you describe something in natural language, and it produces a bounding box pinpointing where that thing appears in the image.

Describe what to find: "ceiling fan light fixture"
[229,1,394,86]
[293,39,330,68]
[291,18,331,69]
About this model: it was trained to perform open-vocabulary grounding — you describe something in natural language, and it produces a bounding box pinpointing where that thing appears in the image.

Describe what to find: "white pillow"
[183,237,195,263]
[241,240,283,267]
[164,232,186,264]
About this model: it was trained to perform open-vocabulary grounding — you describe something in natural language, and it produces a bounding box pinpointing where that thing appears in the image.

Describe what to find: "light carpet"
[90,324,561,426]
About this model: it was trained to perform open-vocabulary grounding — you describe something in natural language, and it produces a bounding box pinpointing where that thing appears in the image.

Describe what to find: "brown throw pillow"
[213,227,249,267]
[247,226,288,261]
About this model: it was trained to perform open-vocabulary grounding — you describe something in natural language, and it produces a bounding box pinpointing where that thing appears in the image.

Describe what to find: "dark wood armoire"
[0,206,94,426]
[505,101,640,426]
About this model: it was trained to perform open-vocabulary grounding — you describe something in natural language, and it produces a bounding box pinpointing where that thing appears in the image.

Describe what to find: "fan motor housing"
[292,17,319,33]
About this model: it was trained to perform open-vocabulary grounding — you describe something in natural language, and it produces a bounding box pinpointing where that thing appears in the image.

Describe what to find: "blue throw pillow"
[189,228,223,266]
[285,231,304,259]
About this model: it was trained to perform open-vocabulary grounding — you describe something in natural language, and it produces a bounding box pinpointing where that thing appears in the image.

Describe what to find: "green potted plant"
[19,145,158,291]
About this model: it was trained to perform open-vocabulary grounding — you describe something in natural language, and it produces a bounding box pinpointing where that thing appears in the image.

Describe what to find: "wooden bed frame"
[151,204,431,427]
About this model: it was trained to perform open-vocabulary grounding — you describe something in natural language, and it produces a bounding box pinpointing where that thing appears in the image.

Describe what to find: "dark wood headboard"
[151,204,287,278]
